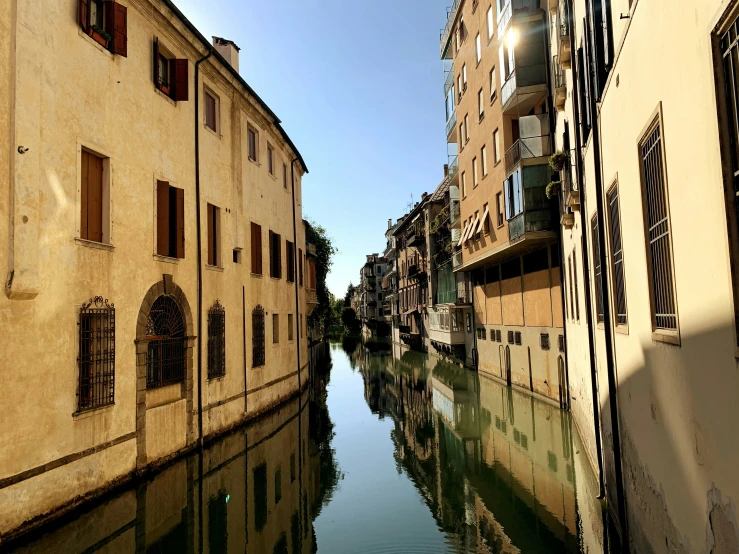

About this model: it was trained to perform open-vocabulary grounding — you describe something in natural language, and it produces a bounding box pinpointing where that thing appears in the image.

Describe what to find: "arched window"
[208,300,226,379]
[252,305,265,367]
[77,296,115,411]
[146,295,186,388]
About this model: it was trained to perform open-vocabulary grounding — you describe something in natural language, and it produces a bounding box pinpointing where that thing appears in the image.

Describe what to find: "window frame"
[490,66,497,103]
[77,296,116,412]
[475,33,482,64]
[78,144,113,246]
[155,179,185,259]
[204,87,220,134]
[272,313,280,344]
[247,125,259,162]
[606,180,628,329]
[252,305,265,367]
[481,145,488,176]
[493,129,501,164]
[207,300,226,379]
[267,143,275,175]
[206,203,221,268]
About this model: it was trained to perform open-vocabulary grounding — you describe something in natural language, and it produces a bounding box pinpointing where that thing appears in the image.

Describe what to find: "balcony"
[446,110,458,143]
[408,260,427,281]
[440,0,461,58]
[506,172,557,242]
[449,200,460,228]
[452,248,463,269]
[553,56,566,109]
[501,64,548,114]
[558,1,571,67]
[429,307,468,346]
[447,157,459,186]
[405,219,426,247]
[497,0,540,40]
[504,115,551,177]
[306,288,318,315]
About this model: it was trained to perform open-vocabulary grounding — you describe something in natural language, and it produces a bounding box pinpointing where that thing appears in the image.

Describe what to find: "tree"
[306,220,337,334]
[341,306,361,335]
[344,282,355,306]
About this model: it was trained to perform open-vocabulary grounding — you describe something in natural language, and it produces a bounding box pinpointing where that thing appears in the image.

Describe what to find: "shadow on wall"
[602,321,739,554]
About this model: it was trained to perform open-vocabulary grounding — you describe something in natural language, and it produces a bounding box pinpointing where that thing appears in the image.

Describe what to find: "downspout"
[194,49,212,447]
[584,25,628,536]
[566,0,605,499]
[470,274,478,370]
[290,158,302,389]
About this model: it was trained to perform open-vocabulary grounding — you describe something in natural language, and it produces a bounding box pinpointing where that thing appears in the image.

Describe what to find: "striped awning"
[475,205,489,235]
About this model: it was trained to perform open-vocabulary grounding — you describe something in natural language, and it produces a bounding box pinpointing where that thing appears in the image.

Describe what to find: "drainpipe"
[290,158,302,390]
[566,0,605,499]
[584,25,628,539]
[470,273,478,370]
[194,49,211,447]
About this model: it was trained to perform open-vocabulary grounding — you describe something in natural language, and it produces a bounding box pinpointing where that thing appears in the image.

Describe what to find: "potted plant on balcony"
[548,151,569,171]
[90,24,112,48]
[546,180,561,199]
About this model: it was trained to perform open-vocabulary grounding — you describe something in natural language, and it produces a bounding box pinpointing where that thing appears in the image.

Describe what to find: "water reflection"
[7,342,611,554]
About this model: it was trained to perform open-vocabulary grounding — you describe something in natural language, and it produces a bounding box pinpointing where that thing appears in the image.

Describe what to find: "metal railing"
[306,289,318,304]
[504,135,552,173]
[446,110,457,139]
[450,199,460,225]
[405,219,426,245]
[553,56,565,89]
[452,248,463,269]
[508,213,525,241]
[448,155,459,180]
[444,64,455,95]
[497,0,539,38]
[501,70,517,106]
[558,0,570,39]
[439,0,461,57]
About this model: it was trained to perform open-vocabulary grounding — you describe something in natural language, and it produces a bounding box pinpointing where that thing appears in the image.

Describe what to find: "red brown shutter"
[87,153,104,243]
[207,204,214,266]
[173,59,189,102]
[153,38,160,88]
[175,187,185,258]
[156,180,169,255]
[107,2,127,57]
[299,248,303,286]
[79,0,89,30]
[253,224,263,275]
[80,150,90,240]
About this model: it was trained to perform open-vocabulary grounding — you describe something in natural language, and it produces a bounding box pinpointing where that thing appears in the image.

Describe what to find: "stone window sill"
[75,238,115,252]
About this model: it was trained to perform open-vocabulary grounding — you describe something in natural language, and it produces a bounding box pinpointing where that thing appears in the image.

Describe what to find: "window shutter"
[88,153,104,243]
[81,150,90,240]
[173,59,189,102]
[107,2,127,57]
[207,205,214,266]
[79,0,89,30]
[278,235,282,278]
[299,248,303,286]
[601,0,613,70]
[256,226,263,275]
[153,38,160,88]
[176,187,185,258]
[156,181,169,255]
[268,230,274,277]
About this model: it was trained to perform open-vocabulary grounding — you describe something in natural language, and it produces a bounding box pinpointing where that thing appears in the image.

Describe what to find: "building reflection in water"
[9,351,338,554]
[355,341,609,554]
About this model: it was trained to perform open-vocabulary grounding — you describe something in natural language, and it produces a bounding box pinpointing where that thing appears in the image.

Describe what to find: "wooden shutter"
[299,248,303,286]
[107,2,127,57]
[153,38,160,88]
[277,234,282,279]
[207,204,215,266]
[79,0,89,30]
[156,181,169,255]
[87,153,103,243]
[175,188,185,258]
[173,59,189,102]
[251,223,262,275]
[80,150,90,239]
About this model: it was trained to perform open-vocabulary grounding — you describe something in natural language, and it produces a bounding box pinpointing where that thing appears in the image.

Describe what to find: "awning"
[467,214,480,241]
[475,205,489,235]
[457,222,468,246]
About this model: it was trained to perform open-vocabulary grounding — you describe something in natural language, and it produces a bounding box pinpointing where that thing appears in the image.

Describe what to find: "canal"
[6,341,611,553]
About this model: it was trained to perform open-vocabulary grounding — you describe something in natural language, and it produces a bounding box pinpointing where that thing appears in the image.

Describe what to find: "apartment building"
[550,0,739,550]
[0,0,316,539]
[440,0,566,406]
[358,254,388,339]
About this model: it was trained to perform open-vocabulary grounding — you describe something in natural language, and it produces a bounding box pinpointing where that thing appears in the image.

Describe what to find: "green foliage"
[306,220,337,333]
[344,282,354,306]
[341,307,361,334]
[549,151,568,171]
[546,181,561,199]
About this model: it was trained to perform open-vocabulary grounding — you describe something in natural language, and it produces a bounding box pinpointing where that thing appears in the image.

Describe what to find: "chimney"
[213,37,240,73]
[388,219,392,229]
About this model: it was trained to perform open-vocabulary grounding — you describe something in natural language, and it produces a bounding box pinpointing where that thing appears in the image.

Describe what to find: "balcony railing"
[509,213,525,241]
[497,0,540,39]
[408,260,427,280]
[501,64,548,108]
[448,156,459,181]
[452,248,463,269]
[501,70,517,106]
[444,65,455,96]
[306,289,318,305]
[450,199,460,226]
[440,0,461,57]
[553,56,565,89]
[405,219,426,247]
[558,0,570,39]
[446,110,457,139]
[504,135,552,174]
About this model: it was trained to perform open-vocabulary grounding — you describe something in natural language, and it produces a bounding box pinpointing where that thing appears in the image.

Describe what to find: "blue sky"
[174,0,451,297]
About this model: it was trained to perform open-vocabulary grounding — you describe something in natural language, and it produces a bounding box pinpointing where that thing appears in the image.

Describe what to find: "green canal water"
[6,340,614,553]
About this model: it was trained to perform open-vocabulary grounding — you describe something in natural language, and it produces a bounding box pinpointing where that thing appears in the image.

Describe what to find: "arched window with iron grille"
[146,295,186,388]
[252,305,265,367]
[77,296,115,411]
[208,300,226,379]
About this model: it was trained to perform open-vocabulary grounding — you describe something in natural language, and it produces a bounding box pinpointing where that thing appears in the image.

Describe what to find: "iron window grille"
[607,184,628,325]
[540,333,550,350]
[591,215,605,323]
[515,331,522,345]
[77,296,115,412]
[252,305,265,367]
[496,330,502,342]
[640,120,678,331]
[507,330,514,344]
[146,295,186,389]
[207,300,226,379]
[558,334,565,352]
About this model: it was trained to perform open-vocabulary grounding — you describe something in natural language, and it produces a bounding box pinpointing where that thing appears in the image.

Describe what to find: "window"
[207,300,225,379]
[475,33,482,63]
[607,184,627,325]
[251,222,263,275]
[207,203,220,267]
[77,296,115,411]
[457,74,462,101]
[205,90,218,133]
[504,171,523,220]
[481,145,488,176]
[490,67,497,102]
[80,149,110,244]
[267,143,274,175]
[472,157,478,188]
[487,6,494,40]
[153,39,188,101]
[273,313,280,344]
[515,331,522,345]
[462,172,467,198]
[568,255,575,320]
[478,89,484,120]
[482,203,490,234]
[286,240,295,283]
[252,305,265,367]
[283,164,288,188]
[540,333,550,350]
[639,118,678,333]
[573,248,580,320]
[146,295,186,388]
[464,114,470,142]
[592,214,604,323]
[233,249,241,264]
[156,180,185,258]
[299,248,304,286]
[79,0,128,57]
[493,129,501,163]
[248,126,258,161]
[462,64,467,90]
[269,230,282,279]
[288,314,294,341]
[495,192,504,227]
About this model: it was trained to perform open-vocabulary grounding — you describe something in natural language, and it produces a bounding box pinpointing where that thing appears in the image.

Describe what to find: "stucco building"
[551,0,739,550]
[0,0,317,540]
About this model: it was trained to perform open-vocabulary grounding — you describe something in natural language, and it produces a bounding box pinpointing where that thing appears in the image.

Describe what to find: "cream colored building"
[0,0,317,541]
[551,0,739,550]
